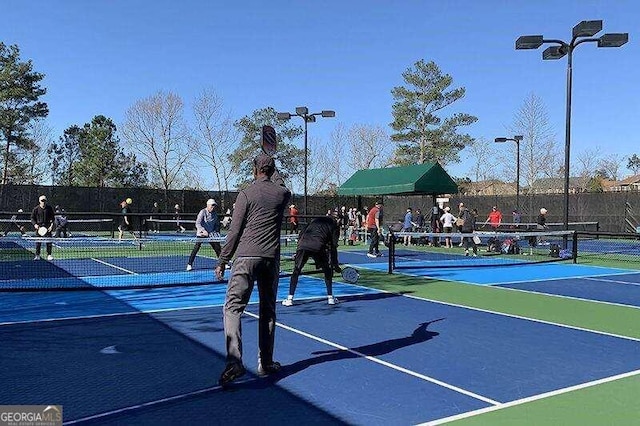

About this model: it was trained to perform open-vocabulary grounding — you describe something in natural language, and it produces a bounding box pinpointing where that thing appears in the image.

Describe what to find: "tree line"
[2,42,638,203]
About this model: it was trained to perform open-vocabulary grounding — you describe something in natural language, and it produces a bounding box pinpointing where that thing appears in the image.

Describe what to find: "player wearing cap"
[282,216,342,307]
[186,199,222,271]
[31,195,55,260]
[215,153,291,386]
[174,203,186,233]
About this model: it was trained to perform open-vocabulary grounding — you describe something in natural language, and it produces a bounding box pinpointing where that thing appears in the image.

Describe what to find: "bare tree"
[598,153,623,181]
[510,93,560,191]
[328,123,349,185]
[307,136,334,195]
[122,91,190,196]
[348,124,394,170]
[191,88,237,193]
[575,147,602,189]
[466,137,497,182]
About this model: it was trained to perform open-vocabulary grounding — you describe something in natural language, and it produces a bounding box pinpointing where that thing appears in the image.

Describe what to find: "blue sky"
[4,0,638,184]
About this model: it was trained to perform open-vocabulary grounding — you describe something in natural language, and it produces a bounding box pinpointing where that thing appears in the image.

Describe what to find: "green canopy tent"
[337,162,458,196]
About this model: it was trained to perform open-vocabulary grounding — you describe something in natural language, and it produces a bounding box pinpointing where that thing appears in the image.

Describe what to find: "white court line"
[419,368,640,425]
[62,377,256,424]
[585,276,640,287]
[91,258,137,275]
[490,285,640,311]
[243,311,501,406]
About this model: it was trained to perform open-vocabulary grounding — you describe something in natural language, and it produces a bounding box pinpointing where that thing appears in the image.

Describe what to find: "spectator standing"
[459,206,478,256]
[439,206,456,248]
[288,204,299,233]
[484,206,503,230]
[366,200,384,258]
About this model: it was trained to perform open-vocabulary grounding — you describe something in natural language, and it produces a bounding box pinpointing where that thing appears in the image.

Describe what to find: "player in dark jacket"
[282,216,342,306]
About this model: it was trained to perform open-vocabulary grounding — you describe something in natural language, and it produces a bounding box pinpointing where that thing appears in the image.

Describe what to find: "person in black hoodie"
[31,195,55,260]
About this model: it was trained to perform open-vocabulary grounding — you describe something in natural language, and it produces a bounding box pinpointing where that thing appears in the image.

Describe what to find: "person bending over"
[186,198,222,271]
[282,216,342,307]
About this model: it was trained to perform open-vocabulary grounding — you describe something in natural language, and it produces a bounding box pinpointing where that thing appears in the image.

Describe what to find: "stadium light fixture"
[276,106,336,215]
[495,136,524,213]
[515,35,544,50]
[515,20,628,235]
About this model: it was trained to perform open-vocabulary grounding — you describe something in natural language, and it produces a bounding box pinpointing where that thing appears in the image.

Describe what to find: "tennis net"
[573,231,640,268]
[0,233,299,291]
[387,229,576,272]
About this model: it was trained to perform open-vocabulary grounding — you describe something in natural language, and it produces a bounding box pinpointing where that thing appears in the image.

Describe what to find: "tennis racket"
[261,125,277,156]
[37,226,48,237]
[340,266,359,284]
[472,235,481,245]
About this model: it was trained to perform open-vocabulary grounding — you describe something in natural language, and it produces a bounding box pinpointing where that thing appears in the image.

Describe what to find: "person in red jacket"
[483,206,503,230]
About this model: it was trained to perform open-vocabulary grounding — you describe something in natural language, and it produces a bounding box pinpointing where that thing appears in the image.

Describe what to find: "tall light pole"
[276,107,335,215]
[495,135,523,213]
[516,20,628,231]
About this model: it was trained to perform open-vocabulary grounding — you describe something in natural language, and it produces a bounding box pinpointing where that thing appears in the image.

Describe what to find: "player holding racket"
[215,153,291,386]
[118,198,135,241]
[31,195,55,260]
[186,198,222,271]
[282,215,343,306]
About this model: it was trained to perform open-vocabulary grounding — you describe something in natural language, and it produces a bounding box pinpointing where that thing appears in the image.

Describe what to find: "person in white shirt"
[440,206,457,249]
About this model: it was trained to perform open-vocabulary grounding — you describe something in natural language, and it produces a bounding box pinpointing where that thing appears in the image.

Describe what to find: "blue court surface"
[2,272,640,425]
[359,256,640,309]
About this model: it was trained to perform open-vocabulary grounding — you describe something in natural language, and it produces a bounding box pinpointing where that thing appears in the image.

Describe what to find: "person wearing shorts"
[118,199,132,241]
[282,216,342,307]
[439,206,456,248]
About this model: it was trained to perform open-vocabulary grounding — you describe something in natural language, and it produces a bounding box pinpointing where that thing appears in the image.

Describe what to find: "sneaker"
[257,361,281,378]
[472,253,477,257]
[376,252,383,257]
[33,255,41,261]
[282,298,293,306]
[464,250,469,256]
[186,264,192,271]
[46,255,53,261]
[218,362,246,386]
[366,253,377,258]
[328,296,339,305]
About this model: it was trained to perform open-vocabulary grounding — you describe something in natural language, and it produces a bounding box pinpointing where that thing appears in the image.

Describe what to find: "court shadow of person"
[271,318,443,382]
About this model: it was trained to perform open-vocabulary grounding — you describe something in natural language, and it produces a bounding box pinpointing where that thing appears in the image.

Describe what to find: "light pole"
[516,20,628,231]
[276,107,335,215]
[495,135,523,213]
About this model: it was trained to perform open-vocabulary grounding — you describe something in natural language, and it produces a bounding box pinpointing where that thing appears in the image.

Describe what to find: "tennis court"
[2,231,640,424]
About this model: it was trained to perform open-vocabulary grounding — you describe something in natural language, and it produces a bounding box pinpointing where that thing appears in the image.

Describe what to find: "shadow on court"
[269,319,442,382]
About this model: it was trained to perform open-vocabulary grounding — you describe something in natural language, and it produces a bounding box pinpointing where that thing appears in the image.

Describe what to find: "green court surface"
[356,267,640,424]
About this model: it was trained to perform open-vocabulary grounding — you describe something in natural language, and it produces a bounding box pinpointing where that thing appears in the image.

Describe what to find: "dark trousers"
[462,233,477,254]
[223,257,278,366]
[288,248,332,297]
[188,238,222,265]
[368,227,380,254]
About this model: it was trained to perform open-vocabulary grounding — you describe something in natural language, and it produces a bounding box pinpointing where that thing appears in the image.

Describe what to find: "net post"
[572,231,578,263]
[388,228,394,274]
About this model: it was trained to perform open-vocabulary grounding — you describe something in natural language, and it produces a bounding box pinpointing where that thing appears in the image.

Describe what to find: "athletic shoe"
[376,252,383,257]
[33,255,41,261]
[218,362,246,386]
[282,298,293,306]
[186,264,192,271]
[257,361,281,377]
[47,255,53,261]
[472,253,477,257]
[366,253,377,258]
[328,296,339,305]
[464,250,469,256]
